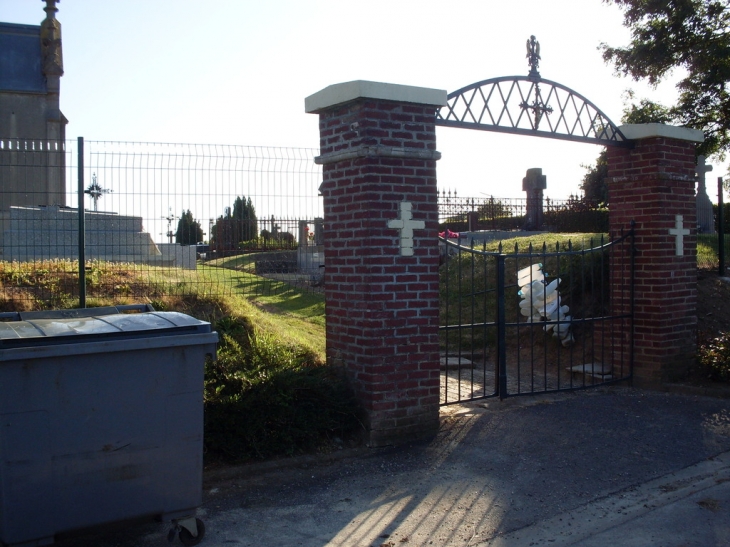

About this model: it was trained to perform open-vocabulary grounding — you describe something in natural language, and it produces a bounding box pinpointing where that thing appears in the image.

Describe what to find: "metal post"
[497,254,507,399]
[719,177,725,277]
[77,137,86,308]
[629,220,636,384]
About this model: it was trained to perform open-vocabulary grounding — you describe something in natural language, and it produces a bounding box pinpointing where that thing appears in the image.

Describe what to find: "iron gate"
[439,229,634,404]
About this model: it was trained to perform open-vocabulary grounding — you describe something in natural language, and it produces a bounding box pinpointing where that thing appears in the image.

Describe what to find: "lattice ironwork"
[436,35,628,146]
[436,76,630,147]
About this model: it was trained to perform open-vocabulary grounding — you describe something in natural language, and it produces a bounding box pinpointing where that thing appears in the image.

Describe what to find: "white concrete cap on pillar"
[619,123,704,143]
[305,80,447,113]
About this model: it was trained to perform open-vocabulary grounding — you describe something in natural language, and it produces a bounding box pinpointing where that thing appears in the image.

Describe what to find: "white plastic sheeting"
[517,263,574,346]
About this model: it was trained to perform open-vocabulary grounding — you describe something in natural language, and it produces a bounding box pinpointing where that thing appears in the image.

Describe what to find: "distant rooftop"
[0,22,46,93]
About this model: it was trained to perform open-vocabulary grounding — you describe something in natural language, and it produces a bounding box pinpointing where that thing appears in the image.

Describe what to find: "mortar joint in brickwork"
[315,144,441,165]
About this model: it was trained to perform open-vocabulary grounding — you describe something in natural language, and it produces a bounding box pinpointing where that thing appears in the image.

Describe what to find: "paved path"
[55,388,730,547]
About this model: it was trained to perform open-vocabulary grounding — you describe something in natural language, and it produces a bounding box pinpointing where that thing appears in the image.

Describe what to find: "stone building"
[0,0,67,250]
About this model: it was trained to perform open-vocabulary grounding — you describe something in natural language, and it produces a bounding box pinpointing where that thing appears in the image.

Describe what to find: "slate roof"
[0,22,46,93]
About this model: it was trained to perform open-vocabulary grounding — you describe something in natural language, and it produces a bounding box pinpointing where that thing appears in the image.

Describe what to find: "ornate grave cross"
[669,215,690,256]
[162,207,179,244]
[520,88,553,130]
[388,201,425,256]
[84,173,111,212]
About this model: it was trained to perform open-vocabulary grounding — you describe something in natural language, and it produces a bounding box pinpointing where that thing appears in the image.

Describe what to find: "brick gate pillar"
[305,81,447,446]
[606,124,704,384]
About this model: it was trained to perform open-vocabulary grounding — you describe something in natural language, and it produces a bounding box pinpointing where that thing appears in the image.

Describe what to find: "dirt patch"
[680,271,730,390]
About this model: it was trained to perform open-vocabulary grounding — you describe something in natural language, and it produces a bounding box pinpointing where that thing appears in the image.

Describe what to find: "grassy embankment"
[0,257,356,463]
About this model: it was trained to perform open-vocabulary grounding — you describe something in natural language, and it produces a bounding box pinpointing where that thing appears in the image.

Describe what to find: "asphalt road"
[53,387,730,547]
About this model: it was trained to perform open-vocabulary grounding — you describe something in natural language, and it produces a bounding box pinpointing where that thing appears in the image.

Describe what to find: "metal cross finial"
[520,86,553,130]
[526,35,541,79]
[84,173,111,212]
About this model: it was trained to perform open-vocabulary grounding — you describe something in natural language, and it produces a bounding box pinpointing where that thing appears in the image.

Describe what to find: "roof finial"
[40,0,63,77]
[526,35,541,80]
[43,0,59,20]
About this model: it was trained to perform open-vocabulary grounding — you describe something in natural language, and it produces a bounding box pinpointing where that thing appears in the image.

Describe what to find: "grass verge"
[0,259,352,463]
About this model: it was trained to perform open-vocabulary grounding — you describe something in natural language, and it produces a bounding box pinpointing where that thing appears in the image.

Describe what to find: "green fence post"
[719,176,725,277]
[78,137,85,308]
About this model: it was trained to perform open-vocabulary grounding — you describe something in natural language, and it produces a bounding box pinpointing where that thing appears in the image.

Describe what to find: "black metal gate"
[439,229,634,404]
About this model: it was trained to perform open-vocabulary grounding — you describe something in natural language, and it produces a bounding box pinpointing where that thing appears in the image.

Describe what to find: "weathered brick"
[314,95,441,447]
[607,135,698,384]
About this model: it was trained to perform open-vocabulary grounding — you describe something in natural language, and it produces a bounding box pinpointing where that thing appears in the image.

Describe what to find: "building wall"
[0,12,67,254]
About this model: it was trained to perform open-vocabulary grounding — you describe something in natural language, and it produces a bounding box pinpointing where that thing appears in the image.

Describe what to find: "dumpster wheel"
[169,517,205,546]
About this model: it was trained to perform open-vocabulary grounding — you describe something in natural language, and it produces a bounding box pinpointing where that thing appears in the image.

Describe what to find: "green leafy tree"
[580,149,609,205]
[174,209,204,245]
[620,94,674,126]
[211,196,258,251]
[580,98,675,204]
[601,0,730,159]
[231,196,258,242]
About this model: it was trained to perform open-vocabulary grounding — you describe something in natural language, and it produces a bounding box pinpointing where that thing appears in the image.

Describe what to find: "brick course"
[316,98,441,446]
[607,137,698,383]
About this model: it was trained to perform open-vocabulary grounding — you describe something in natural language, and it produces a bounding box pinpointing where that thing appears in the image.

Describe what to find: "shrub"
[697,332,730,382]
[203,316,360,462]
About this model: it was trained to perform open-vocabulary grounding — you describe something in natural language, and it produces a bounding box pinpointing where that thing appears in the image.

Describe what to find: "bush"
[713,203,730,234]
[203,317,360,462]
[697,332,730,383]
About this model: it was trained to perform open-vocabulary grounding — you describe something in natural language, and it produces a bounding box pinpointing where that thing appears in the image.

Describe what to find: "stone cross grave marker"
[696,155,715,234]
[522,168,547,230]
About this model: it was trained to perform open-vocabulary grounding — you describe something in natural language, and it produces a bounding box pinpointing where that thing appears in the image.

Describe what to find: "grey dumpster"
[0,306,218,546]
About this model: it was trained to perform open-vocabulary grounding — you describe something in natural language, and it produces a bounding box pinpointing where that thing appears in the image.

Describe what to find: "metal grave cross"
[669,215,690,256]
[388,201,425,256]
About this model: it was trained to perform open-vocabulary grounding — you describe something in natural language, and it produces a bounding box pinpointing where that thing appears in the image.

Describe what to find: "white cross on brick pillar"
[669,214,690,256]
[388,201,425,256]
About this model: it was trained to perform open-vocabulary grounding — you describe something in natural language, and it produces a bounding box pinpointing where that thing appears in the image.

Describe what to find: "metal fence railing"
[439,229,635,404]
[0,139,725,312]
[0,138,324,310]
[437,191,609,233]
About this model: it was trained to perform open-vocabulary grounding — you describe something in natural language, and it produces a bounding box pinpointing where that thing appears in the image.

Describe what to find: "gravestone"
[695,155,715,234]
[522,167,546,230]
[297,218,324,275]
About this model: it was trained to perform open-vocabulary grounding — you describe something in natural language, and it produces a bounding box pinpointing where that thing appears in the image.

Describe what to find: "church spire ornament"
[40,0,63,77]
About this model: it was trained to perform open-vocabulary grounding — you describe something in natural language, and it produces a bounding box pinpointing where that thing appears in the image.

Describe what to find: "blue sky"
[2,0,726,202]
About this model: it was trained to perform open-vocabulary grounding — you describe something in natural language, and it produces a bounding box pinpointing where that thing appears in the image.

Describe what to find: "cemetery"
[1,2,730,546]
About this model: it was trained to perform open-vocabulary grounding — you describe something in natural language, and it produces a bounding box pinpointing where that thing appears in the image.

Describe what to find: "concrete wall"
[157,243,197,270]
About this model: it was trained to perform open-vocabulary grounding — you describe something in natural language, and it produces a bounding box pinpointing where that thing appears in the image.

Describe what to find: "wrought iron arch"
[436,72,630,148]
[436,76,631,147]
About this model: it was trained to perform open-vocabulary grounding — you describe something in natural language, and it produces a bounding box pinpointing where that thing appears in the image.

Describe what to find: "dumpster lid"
[0,306,212,346]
